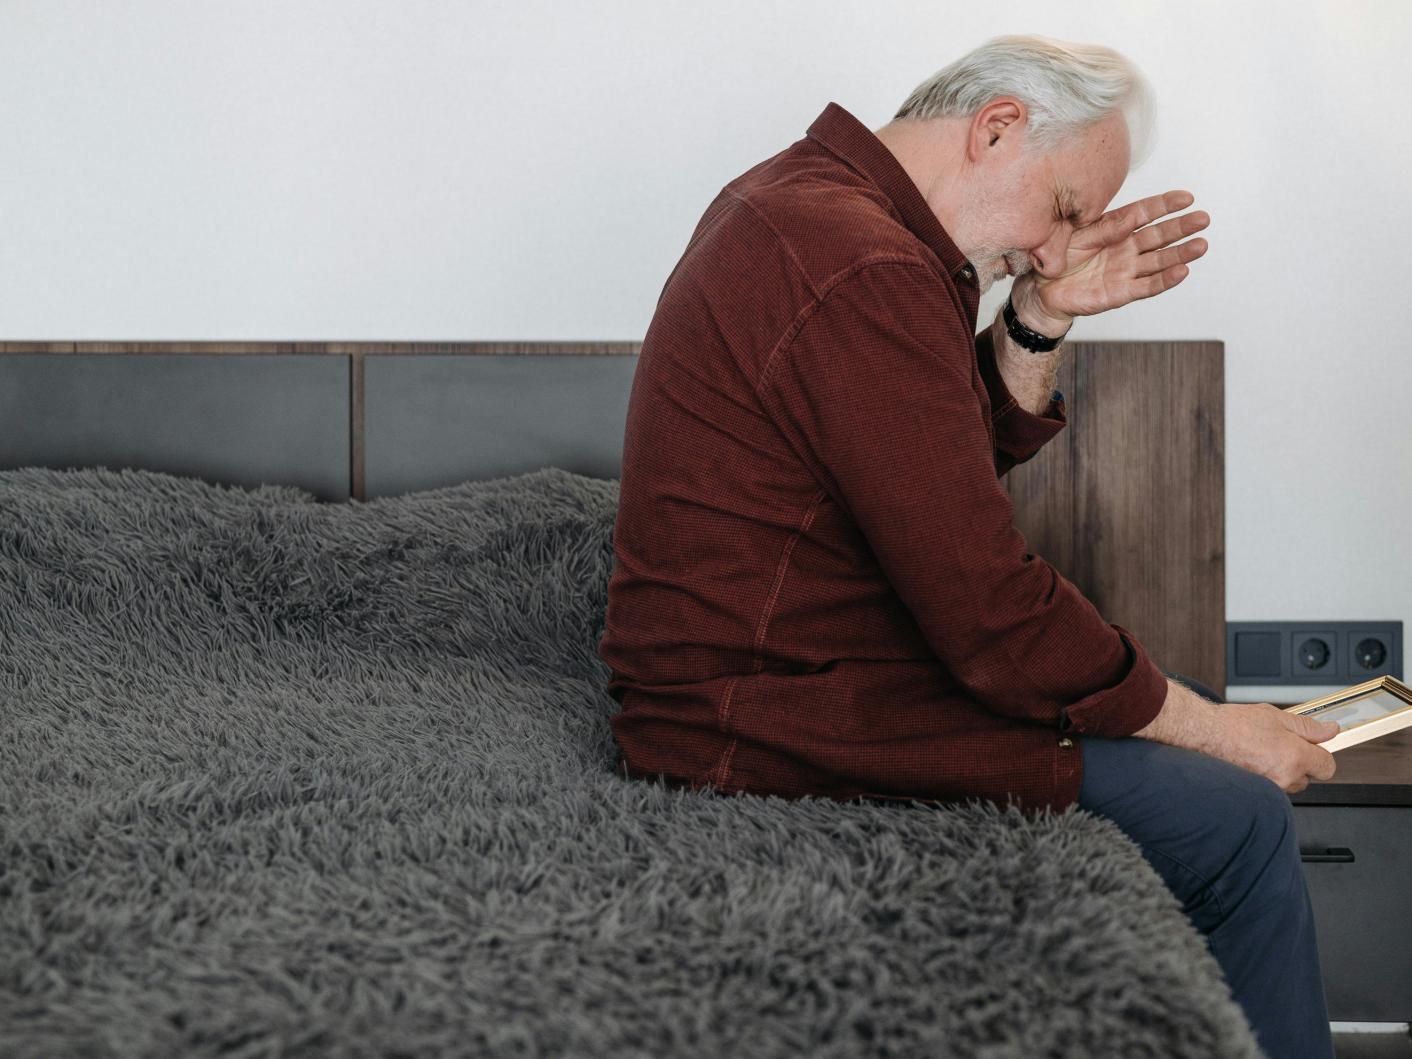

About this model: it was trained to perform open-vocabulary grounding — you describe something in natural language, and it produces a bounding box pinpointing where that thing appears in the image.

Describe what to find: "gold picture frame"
[1283,675,1412,752]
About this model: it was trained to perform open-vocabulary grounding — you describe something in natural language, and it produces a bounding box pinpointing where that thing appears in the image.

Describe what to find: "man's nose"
[1030,226,1072,278]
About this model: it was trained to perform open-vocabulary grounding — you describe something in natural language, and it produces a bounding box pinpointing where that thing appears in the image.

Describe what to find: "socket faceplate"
[1226,621,1403,686]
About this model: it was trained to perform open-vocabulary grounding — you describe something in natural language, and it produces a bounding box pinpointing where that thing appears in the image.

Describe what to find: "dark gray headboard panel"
[363,353,637,498]
[0,343,641,501]
[0,352,351,500]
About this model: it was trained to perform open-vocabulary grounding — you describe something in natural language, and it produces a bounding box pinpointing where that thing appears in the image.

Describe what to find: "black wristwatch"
[1003,296,1070,353]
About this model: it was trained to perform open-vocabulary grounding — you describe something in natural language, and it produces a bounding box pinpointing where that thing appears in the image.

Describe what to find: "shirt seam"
[712,680,741,788]
[750,488,827,672]
[755,258,952,401]
[712,486,828,788]
[722,188,825,304]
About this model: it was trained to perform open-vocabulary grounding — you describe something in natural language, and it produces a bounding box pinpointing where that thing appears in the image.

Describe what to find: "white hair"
[894,34,1156,167]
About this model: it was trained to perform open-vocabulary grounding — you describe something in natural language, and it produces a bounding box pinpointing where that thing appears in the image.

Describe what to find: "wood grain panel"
[1290,725,1412,805]
[1004,340,1225,697]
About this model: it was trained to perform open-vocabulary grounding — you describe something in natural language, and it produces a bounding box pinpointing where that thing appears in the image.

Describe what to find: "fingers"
[1310,718,1342,743]
[1125,189,1196,228]
[1302,745,1338,783]
[1288,710,1340,741]
[1133,210,1210,254]
[1284,750,1335,793]
[1127,262,1190,301]
[1319,750,1338,781]
[1294,717,1339,781]
[1134,236,1209,278]
[1082,189,1197,246]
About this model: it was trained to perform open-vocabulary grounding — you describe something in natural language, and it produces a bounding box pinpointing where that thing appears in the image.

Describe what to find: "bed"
[0,341,1258,1057]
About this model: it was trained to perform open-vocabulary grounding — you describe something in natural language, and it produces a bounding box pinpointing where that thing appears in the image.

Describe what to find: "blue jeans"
[1075,673,1334,1059]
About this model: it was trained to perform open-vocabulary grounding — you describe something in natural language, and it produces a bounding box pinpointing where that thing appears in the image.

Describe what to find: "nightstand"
[1288,723,1412,1022]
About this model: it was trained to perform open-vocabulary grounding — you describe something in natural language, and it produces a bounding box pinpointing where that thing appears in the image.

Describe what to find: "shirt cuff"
[975,328,1068,466]
[1056,624,1169,738]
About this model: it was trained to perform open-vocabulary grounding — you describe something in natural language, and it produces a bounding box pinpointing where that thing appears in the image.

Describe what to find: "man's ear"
[967,97,1027,161]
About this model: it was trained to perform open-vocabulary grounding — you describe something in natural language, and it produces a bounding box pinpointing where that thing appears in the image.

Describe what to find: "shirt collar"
[805,101,976,286]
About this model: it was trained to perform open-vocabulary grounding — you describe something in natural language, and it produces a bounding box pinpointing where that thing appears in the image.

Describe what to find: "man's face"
[958,110,1132,294]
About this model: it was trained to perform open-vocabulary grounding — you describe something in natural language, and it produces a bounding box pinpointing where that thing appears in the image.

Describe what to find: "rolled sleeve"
[1056,624,1170,738]
[756,261,1168,731]
[974,324,1067,478]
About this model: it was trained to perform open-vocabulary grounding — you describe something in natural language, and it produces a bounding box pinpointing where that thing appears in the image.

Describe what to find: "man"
[599,34,1339,1059]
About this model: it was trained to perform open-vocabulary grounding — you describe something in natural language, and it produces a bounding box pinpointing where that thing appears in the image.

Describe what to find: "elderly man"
[599,34,1338,1059]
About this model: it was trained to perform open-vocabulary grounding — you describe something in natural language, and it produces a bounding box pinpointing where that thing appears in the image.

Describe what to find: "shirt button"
[1057,737,1074,749]
[958,265,974,281]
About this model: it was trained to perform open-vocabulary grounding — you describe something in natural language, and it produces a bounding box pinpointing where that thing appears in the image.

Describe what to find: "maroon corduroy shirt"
[598,101,1169,813]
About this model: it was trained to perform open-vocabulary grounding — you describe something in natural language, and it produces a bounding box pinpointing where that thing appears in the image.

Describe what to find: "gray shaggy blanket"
[0,465,1263,1058]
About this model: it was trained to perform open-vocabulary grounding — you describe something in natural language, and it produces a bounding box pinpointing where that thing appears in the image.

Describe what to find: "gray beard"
[973,249,1033,294]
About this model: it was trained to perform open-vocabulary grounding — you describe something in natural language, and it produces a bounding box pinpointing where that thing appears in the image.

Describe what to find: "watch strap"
[1003,296,1069,353]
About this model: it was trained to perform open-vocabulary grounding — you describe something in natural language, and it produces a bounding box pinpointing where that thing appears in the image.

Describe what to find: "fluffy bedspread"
[0,465,1262,1058]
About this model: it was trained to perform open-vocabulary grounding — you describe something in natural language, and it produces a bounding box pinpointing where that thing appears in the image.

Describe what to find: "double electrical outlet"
[1226,621,1403,686]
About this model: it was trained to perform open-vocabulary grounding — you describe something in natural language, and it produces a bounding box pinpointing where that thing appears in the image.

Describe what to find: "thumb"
[1299,714,1341,741]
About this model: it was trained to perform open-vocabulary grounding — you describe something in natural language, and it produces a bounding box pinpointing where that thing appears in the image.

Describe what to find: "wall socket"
[1226,621,1403,686]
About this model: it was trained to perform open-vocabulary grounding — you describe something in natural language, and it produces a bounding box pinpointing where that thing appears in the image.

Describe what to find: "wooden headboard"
[0,338,1222,691]
[1005,340,1225,697]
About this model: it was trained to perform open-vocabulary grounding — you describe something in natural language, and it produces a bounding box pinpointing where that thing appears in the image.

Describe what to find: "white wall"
[2,0,1409,666]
